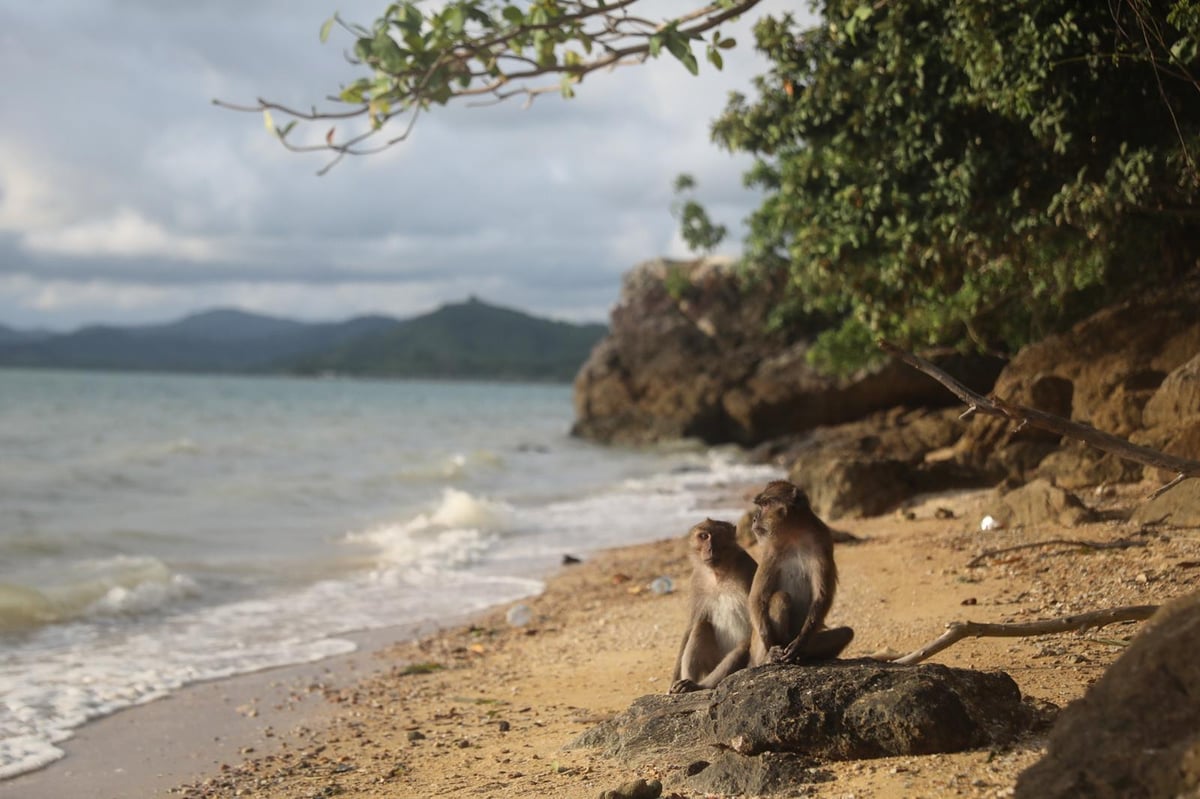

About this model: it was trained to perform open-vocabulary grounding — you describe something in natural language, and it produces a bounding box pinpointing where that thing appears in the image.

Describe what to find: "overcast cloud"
[0,0,810,330]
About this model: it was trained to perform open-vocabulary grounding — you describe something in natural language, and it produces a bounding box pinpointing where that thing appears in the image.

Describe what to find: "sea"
[0,368,779,780]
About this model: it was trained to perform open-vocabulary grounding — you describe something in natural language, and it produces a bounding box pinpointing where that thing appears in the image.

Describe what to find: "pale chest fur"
[776,550,816,610]
[704,591,751,653]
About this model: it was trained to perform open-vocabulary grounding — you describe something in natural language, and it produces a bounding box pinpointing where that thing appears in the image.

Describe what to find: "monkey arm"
[671,626,693,684]
[696,639,750,688]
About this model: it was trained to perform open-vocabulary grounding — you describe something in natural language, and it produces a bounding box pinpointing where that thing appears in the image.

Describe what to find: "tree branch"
[878,341,1200,490]
[893,605,1159,665]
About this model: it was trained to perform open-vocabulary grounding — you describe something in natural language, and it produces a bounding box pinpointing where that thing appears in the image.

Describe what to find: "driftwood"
[878,341,1200,498]
[966,538,1148,568]
[893,605,1160,665]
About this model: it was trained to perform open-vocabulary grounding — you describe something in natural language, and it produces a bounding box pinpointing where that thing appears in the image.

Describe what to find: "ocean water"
[0,368,778,780]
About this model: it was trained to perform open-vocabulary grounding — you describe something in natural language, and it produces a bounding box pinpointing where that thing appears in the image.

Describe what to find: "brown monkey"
[669,518,758,693]
[748,480,853,666]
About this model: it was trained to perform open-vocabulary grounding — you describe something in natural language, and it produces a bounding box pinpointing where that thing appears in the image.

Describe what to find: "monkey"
[669,518,758,693]
[747,480,853,667]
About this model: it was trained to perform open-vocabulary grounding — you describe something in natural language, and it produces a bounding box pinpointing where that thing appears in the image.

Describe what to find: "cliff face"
[571,257,1002,447]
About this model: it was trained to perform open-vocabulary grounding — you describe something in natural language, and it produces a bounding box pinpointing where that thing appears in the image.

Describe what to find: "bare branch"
[893,605,1159,665]
[966,537,1147,568]
[878,341,1200,490]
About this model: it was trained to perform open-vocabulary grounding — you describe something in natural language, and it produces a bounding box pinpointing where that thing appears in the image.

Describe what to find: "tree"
[229,0,1200,371]
[710,0,1200,371]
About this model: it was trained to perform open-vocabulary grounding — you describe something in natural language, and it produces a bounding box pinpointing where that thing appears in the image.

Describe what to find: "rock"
[1035,443,1145,490]
[1015,592,1200,799]
[598,777,663,799]
[1132,478,1200,527]
[792,457,915,519]
[771,407,992,518]
[572,258,1004,446]
[1143,353,1200,426]
[573,661,1040,795]
[956,279,1200,483]
[993,479,1097,527]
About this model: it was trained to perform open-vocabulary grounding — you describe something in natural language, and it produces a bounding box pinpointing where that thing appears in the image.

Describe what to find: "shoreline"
[0,618,461,799]
[6,482,1196,798]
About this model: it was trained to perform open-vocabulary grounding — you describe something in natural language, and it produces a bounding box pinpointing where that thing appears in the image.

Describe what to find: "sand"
[4,481,1197,799]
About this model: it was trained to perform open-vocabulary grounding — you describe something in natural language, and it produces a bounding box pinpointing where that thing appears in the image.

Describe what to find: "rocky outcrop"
[955,280,1200,485]
[574,661,1044,796]
[1016,593,1200,799]
[572,258,1004,446]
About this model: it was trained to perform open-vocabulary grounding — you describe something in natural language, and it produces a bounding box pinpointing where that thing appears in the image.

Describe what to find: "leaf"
[278,120,297,138]
[560,74,576,99]
[262,109,274,132]
[707,48,724,70]
[326,127,336,144]
[320,15,336,43]
[648,34,662,58]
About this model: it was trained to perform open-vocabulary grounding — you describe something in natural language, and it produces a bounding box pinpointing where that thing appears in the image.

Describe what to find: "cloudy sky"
[0,0,811,331]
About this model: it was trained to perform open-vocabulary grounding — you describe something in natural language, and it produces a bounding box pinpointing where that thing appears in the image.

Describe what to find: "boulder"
[955,279,1200,484]
[1015,592,1200,799]
[992,479,1098,528]
[574,661,1043,796]
[572,258,1004,446]
[1131,478,1200,528]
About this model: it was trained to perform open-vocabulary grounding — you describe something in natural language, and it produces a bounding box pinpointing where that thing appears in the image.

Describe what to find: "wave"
[0,556,198,633]
[347,487,515,573]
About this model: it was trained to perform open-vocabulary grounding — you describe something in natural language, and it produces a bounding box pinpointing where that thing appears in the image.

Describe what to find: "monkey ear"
[786,483,801,504]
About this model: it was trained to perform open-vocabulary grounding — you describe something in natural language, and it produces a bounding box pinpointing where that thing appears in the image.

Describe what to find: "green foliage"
[711,0,1200,372]
[670,174,728,254]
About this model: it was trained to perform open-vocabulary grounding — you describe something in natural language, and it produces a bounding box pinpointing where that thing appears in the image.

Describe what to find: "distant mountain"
[287,297,608,381]
[0,300,606,382]
[0,324,52,344]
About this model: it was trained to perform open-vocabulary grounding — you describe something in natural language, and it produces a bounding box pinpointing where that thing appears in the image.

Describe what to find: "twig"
[893,605,1159,665]
[966,537,1148,568]
[878,341,1200,495]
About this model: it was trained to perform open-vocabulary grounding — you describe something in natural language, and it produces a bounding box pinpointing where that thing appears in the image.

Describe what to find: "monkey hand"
[767,645,792,664]
[668,679,704,694]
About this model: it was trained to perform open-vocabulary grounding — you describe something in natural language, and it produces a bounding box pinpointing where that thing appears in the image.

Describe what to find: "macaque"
[748,480,853,666]
[669,519,758,693]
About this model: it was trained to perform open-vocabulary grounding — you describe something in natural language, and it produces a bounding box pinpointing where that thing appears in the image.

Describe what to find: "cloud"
[0,0,814,331]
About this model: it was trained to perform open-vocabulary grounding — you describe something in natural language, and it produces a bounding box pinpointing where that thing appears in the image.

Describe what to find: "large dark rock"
[573,661,1042,795]
[764,407,993,518]
[956,280,1200,484]
[1015,593,1200,799]
[571,258,1004,446]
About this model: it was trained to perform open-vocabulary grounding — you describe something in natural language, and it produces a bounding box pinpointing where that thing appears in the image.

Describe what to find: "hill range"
[0,298,607,382]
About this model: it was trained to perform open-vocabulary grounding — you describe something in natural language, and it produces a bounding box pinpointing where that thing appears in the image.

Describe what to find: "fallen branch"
[878,342,1200,494]
[966,537,1148,568]
[893,605,1159,665]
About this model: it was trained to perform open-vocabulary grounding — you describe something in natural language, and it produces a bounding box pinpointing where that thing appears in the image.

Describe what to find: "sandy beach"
[4,481,1196,799]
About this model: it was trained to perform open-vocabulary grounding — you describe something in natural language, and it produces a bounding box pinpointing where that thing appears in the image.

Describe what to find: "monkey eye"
[698,531,710,540]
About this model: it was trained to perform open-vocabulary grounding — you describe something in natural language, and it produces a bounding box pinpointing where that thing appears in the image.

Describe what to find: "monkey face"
[752,480,807,538]
[689,519,735,564]
[751,500,787,539]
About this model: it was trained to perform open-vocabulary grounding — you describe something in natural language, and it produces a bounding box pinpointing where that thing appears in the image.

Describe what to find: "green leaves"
[707,0,1200,372]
